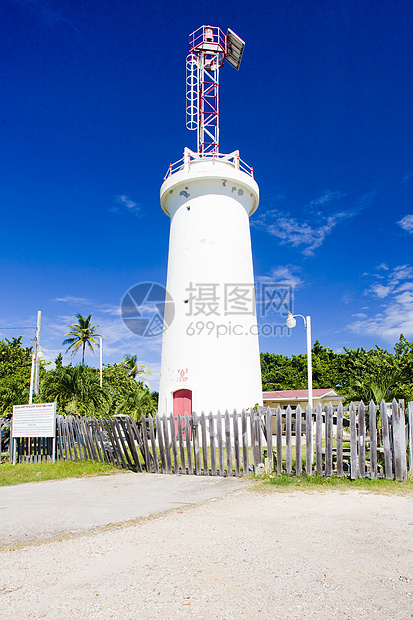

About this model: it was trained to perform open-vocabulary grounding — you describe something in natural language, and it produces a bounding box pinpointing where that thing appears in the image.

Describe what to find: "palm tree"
[122,354,151,383]
[41,364,110,416]
[62,314,102,365]
[346,370,401,405]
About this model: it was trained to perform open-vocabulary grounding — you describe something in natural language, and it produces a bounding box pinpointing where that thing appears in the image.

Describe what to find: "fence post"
[177,413,186,474]
[285,406,292,475]
[193,412,201,475]
[349,402,357,480]
[276,407,282,475]
[209,411,217,476]
[336,402,343,477]
[305,404,313,475]
[358,401,366,478]
[325,403,333,478]
[156,413,166,473]
[369,400,377,479]
[233,410,240,477]
[217,410,224,476]
[380,400,393,479]
[295,405,302,475]
[409,401,413,475]
[148,414,159,473]
[201,412,209,475]
[265,407,273,473]
[184,413,193,475]
[315,404,322,475]
[162,414,172,474]
[169,413,179,473]
[392,399,407,481]
[241,409,249,476]
[225,410,232,476]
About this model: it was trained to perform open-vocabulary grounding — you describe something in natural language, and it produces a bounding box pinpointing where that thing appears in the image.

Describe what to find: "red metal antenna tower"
[186,26,245,155]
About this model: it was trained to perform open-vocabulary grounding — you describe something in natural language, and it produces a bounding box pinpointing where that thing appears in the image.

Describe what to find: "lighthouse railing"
[163,150,254,180]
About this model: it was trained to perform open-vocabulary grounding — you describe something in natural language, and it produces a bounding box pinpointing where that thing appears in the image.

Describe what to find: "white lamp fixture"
[286,311,313,410]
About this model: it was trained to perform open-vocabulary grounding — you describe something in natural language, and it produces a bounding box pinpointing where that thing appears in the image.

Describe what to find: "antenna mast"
[186,26,245,155]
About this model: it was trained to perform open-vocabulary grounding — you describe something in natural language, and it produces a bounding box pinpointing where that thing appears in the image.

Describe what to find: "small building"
[262,388,343,411]
[262,389,344,438]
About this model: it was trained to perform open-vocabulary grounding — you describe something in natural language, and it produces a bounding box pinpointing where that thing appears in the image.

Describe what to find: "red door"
[173,389,192,438]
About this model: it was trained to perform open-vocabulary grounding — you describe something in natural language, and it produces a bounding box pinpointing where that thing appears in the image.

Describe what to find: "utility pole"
[34,310,42,395]
[29,310,42,403]
[99,336,103,387]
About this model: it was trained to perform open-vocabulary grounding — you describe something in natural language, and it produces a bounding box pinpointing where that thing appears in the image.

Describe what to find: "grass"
[252,472,413,494]
[0,460,121,487]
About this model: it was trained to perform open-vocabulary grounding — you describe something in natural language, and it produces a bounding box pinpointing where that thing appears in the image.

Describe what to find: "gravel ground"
[0,472,247,545]
[0,479,412,619]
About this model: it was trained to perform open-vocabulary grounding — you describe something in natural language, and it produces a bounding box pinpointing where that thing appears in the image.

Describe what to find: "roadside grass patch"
[252,473,413,494]
[0,461,121,487]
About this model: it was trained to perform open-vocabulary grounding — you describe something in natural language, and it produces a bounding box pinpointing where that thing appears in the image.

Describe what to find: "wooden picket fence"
[4,400,413,481]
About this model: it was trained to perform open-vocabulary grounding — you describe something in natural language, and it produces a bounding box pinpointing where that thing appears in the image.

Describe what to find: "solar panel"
[225,28,245,71]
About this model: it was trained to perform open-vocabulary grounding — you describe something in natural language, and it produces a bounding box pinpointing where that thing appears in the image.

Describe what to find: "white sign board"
[12,402,56,438]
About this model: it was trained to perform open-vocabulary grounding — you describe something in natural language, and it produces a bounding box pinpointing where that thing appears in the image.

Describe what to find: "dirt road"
[0,473,412,619]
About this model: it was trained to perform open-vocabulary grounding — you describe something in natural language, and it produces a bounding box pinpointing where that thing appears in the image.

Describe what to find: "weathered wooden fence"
[4,400,413,481]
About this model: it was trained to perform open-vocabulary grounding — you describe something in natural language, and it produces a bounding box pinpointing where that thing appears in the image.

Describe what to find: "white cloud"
[52,295,91,304]
[376,263,389,271]
[394,282,413,293]
[364,264,413,299]
[389,264,413,284]
[367,284,392,299]
[110,194,140,216]
[252,210,351,257]
[348,290,413,342]
[358,191,377,210]
[351,264,413,341]
[403,172,413,183]
[307,190,346,209]
[267,265,303,289]
[398,214,413,233]
[252,188,361,256]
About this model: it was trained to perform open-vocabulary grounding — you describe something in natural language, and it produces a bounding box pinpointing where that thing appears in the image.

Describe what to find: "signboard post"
[12,402,57,464]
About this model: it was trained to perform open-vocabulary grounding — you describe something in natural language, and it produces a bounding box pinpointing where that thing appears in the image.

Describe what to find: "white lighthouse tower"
[158,26,262,417]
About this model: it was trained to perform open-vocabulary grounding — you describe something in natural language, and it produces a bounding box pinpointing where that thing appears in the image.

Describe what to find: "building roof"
[262,388,339,400]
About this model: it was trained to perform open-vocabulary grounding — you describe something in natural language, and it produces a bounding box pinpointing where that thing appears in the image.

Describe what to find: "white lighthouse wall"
[158,161,263,416]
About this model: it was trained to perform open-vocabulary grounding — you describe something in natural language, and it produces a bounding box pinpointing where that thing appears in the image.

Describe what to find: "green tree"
[261,341,340,391]
[62,314,102,365]
[393,334,413,402]
[102,363,157,421]
[40,363,111,416]
[0,337,33,415]
[344,370,401,405]
[261,336,413,404]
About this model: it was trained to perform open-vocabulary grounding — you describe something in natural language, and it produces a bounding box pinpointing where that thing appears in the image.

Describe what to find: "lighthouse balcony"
[164,148,254,181]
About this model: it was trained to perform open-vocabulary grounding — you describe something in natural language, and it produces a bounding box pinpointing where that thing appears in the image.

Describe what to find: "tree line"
[0,314,158,420]
[261,335,413,404]
[1,314,412,418]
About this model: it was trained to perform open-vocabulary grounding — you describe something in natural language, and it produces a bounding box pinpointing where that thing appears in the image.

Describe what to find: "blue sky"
[1,0,413,390]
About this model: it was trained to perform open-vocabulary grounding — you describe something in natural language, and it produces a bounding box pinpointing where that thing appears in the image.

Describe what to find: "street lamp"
[286,311,313,410]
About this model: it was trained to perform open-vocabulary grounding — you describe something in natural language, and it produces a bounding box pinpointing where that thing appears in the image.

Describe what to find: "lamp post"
[286,311,313,410]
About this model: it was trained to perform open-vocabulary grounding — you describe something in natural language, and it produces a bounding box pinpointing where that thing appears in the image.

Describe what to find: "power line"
[0,327,35,330]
